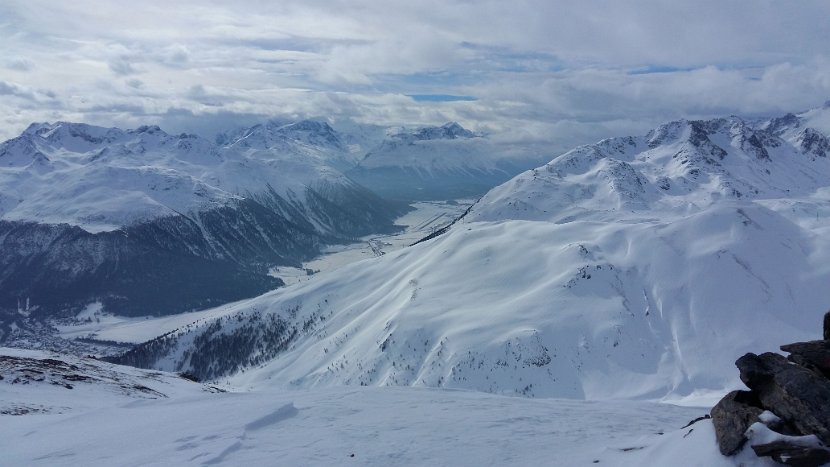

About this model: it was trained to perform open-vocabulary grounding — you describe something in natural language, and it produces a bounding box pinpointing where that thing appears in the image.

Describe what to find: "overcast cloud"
[1,0,829,151]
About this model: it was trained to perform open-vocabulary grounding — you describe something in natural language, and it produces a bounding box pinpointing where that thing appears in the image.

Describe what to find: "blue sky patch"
[628,65,698,75]
[407,94,478,102]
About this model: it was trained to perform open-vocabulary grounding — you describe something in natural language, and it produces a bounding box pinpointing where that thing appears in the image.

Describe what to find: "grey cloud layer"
[1,0,829,149]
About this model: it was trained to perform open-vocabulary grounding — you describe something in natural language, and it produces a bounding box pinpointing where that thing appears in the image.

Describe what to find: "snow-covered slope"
[347,122,546,200]
[472,114,830,223]
[0,122,405,318]
[0,347,708,467]
[112,107,830,402]
[0,347,217,416]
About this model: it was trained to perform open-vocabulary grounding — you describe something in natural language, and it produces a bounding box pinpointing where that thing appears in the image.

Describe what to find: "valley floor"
[272,199,475,286]
[54,199,474,346]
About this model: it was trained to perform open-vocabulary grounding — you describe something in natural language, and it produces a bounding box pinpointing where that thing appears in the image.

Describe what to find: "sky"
[2,0,830,151]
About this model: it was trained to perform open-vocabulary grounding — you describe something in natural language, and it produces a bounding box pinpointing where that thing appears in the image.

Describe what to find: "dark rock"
[752,441,830,467]
[780,340,830,379]
[736,352,830,444]
[682,414,711,429]
[178,372,200,382]
[736,351,784,388]
[710,390,763,455]
[824,311,830,340]
[764,414,807,438]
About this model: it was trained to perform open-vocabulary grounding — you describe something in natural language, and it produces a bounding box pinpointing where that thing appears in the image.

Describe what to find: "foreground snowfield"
[1,349,723,466]
[0,391,719,467]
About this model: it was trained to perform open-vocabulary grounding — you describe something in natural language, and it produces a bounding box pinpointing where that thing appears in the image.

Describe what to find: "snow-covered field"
[1,389,717,467]
[1,349,722,467]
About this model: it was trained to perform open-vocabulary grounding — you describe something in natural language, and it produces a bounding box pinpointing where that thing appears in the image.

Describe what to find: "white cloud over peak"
[1,0,829,150]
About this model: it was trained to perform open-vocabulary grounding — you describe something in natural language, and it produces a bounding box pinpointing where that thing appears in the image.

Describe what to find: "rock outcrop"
[710,390,764,455]
[711,312,830,466]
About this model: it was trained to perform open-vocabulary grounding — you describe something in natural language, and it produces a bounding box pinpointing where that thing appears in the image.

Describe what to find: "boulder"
[824,310,830,340]
[710,390,763,455]
[736,352,830,444]
[780,340,830,379]
[751,441,830,467]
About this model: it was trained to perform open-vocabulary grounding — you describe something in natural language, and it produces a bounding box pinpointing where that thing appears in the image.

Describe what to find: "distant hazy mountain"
[217,119,360,171]
[0,122,405,319]
[346,122,546,200]
[113,106,830,401]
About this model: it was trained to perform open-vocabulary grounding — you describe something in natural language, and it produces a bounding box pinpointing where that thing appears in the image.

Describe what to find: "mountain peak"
[441,121,471,135]
[399,122,476,141]
[17,122,130,151]
[281,119,335,133]
[222,119,344,151]
[131,125,165,136]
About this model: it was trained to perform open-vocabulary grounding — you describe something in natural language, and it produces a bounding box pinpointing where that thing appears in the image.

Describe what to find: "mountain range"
[0,121,406,319]
[110,106,830,402]
[0,119,541,325]
[5,106,830,466]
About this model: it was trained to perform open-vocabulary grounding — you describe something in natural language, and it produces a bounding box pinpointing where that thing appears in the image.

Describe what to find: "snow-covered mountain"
[218,119,360,171]
[346,122,546,200]
[112,107,830,401]
[0,122,406,319]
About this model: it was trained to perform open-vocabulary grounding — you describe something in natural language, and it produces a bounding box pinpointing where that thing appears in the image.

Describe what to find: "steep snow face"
[116,110,830,400]
[347,122,546,200]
